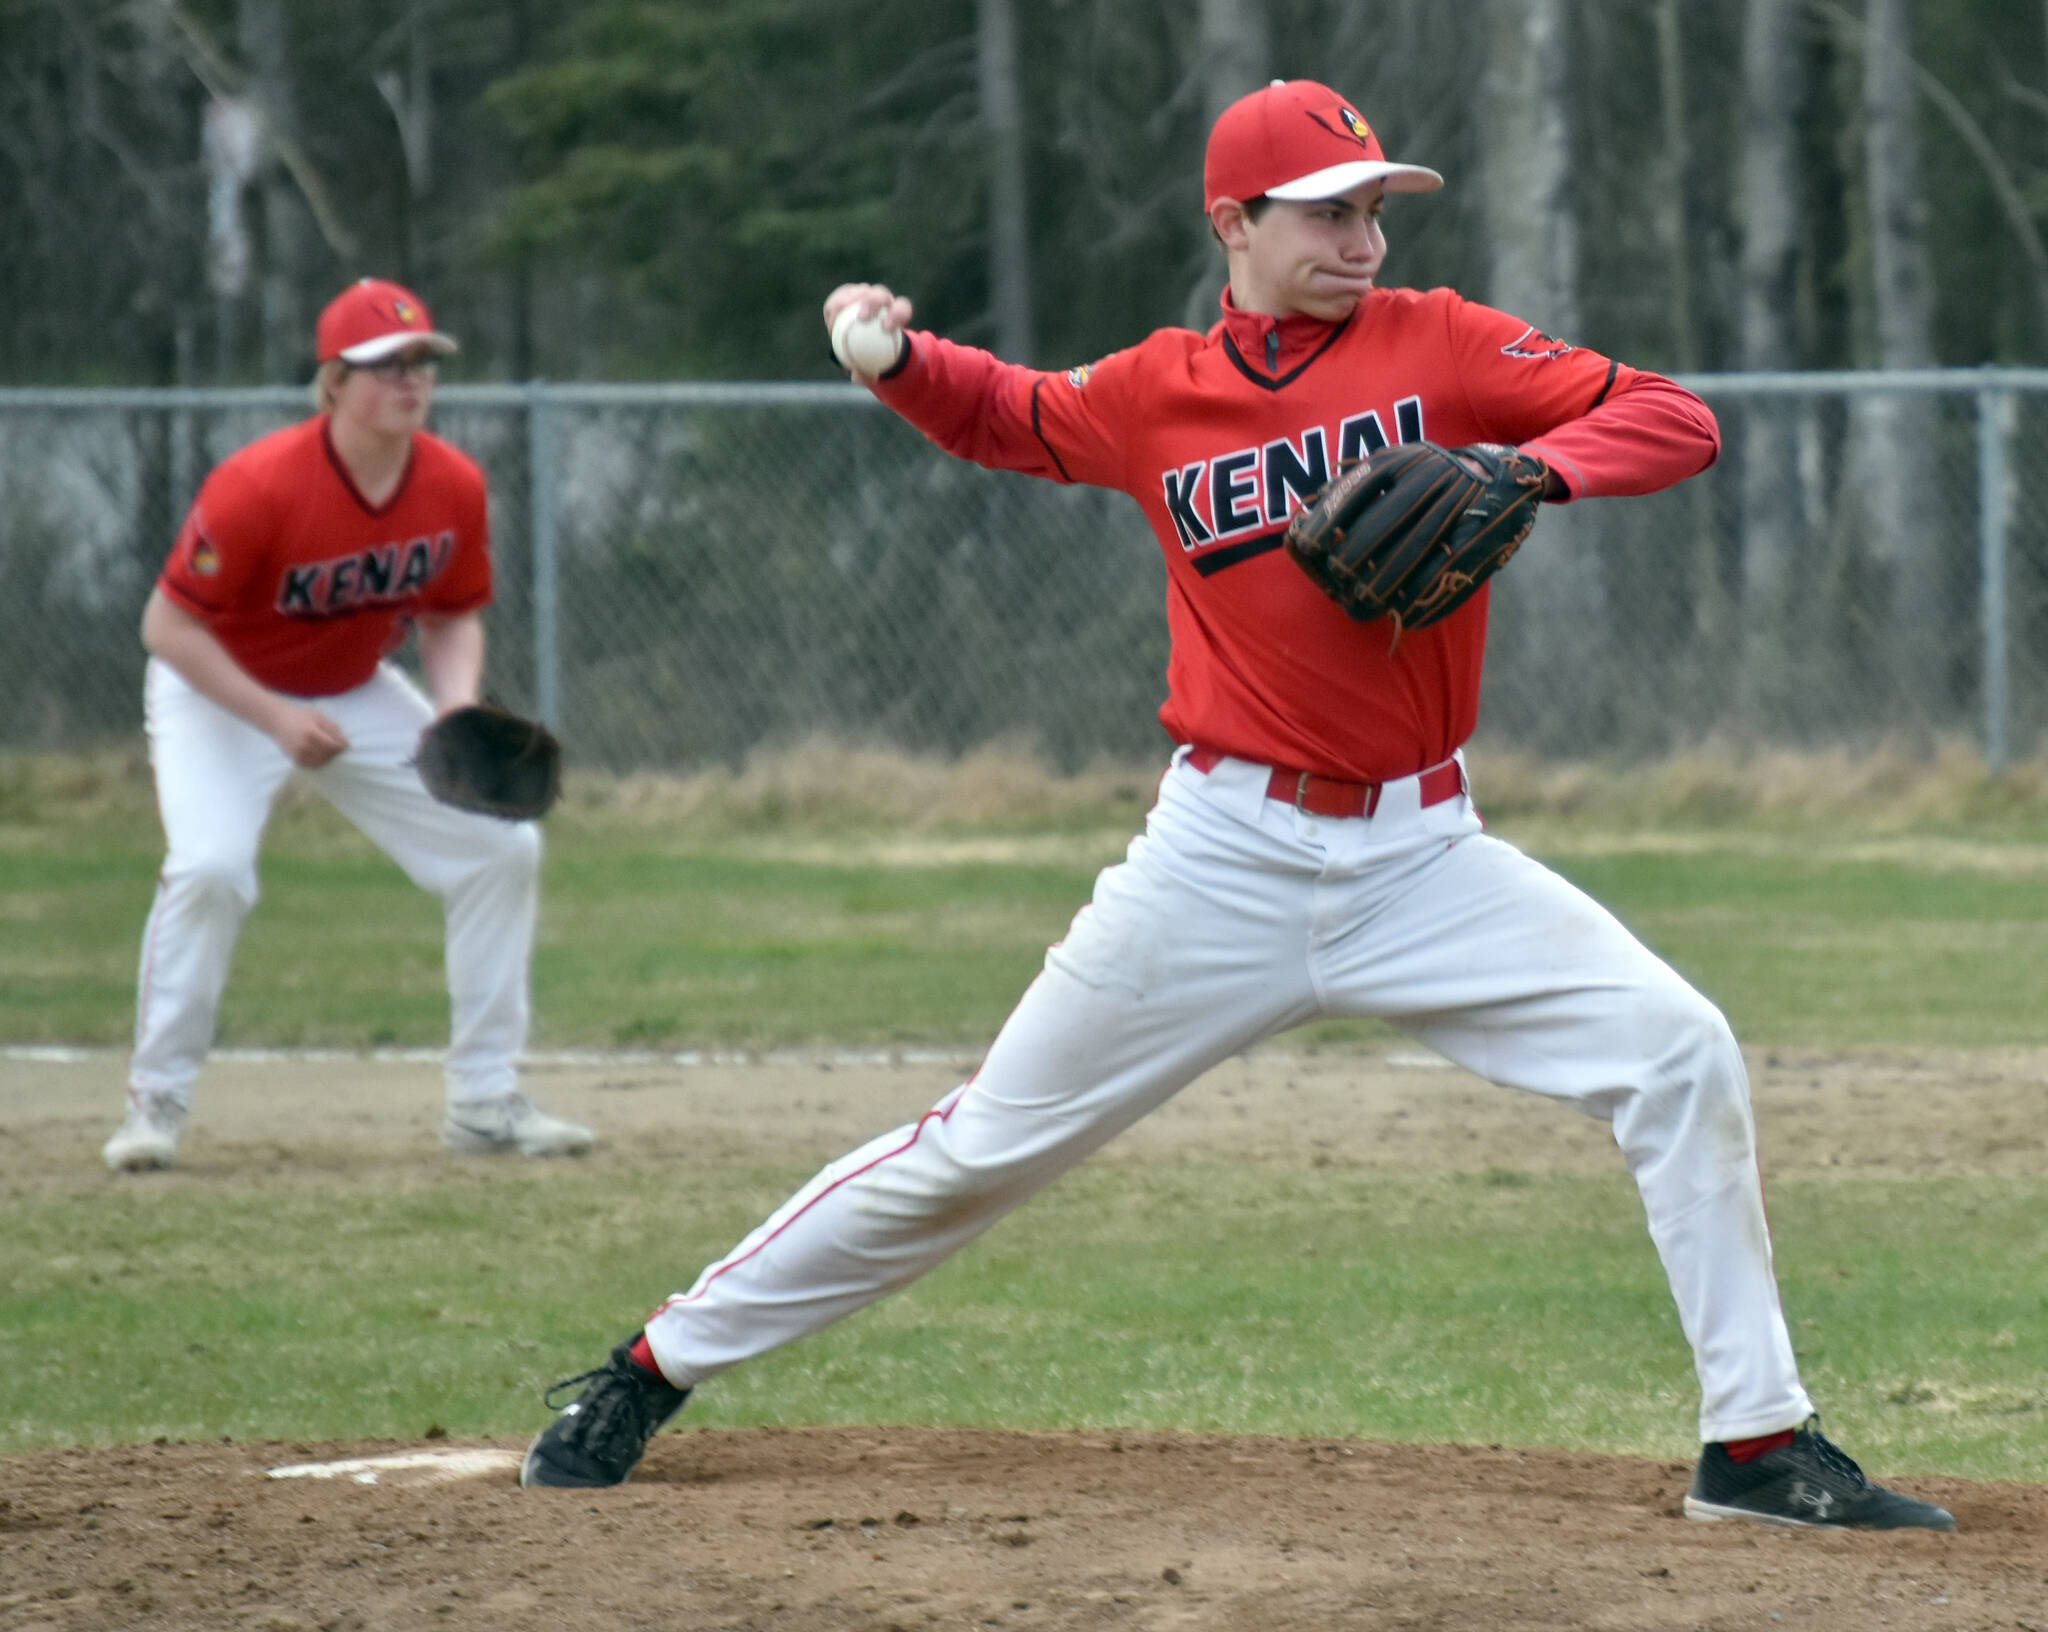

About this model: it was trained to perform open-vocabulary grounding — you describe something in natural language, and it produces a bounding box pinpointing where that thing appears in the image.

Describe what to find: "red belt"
[1185,746,1465,819]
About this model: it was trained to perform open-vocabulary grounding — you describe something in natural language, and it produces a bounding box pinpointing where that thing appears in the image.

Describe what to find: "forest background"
[8,0,2048,391]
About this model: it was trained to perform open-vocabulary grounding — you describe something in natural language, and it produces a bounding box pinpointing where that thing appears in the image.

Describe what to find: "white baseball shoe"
[441,1092,593,1157]
[103,1091,188,1172]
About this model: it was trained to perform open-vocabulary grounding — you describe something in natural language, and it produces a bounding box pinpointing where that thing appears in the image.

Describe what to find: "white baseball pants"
[646,749,1813,1444]
[130,658,541,1108]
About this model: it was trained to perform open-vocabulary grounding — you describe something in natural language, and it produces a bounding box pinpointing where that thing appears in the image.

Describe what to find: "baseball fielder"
[521,82,1950,1530]
[102,278,591,1172]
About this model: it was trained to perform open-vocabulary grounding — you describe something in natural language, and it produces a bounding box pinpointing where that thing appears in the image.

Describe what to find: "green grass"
[541,848,1088,1045]
[3,1159,2042,1478]
[10,807,2048,1048]
[1526,846,2048,1047]
[0,824,1087,1050]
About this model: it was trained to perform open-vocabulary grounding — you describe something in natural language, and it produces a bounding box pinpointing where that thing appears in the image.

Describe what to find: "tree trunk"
[976,0,1034,364]
[1856,0,1945,734]
[1181,0,1270,329]
[203,98,261,381]
[1479,0,1576,334]
[1655,0,1728,691]
[1476,0,1594,753]
[1736,0,1808,734]
[506,0,539,379]
[1655,0,1698,373]
[239,0,310,381]
[374,0,435,287]
[1196,0,1270,130]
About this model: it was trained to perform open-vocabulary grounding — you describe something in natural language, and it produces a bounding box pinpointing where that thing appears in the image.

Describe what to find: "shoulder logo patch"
[1501,326,1576,360]
[1066,364,1092,389]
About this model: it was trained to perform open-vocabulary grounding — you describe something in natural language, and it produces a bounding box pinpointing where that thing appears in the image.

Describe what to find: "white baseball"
[832,305,903,376]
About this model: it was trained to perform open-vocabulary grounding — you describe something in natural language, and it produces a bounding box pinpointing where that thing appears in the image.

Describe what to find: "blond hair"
[310,359,350,413]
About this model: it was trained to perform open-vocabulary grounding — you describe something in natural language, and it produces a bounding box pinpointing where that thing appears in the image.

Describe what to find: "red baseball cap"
[315,278,458,364]
[1203,80,1442,211]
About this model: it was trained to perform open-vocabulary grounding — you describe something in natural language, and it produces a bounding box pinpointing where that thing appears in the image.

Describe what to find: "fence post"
[526,381,561,727]
[1976,386,2012,773]
[170,407,199,540]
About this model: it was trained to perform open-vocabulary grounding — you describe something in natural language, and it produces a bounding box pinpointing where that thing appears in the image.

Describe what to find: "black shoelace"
[1799,1424,1869,1488]
[543,1366,605,1412]
[542,1355,678,1455]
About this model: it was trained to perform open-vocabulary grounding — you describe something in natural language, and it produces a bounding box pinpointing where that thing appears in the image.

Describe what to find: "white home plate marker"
[266,1449,520,1486]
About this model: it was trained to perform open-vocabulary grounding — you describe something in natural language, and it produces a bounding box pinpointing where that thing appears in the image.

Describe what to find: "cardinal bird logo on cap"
[392,298,419,325]
[1307,106,1376,149]
[192,541,219,576]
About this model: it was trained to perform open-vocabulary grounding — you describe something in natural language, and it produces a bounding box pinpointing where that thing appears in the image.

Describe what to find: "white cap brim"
[339,330,459,364]
[1266,159,1444,200]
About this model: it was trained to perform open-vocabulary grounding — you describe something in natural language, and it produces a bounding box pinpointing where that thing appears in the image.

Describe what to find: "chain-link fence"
[5,372,2047,772]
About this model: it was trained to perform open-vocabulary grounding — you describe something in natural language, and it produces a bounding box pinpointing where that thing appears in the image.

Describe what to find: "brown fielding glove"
[1283,441,1549,644]
[415,703,562,821]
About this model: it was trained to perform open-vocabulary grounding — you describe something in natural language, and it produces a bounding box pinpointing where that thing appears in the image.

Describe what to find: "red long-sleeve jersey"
[875,286,1719,781]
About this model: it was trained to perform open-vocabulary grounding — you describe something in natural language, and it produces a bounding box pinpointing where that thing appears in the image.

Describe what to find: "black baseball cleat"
[519,1336,691,1489]
[1684,1417,1955,1531]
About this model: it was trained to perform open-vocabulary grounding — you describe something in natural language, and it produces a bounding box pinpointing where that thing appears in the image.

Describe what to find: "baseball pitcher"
[519,83,1949,1532]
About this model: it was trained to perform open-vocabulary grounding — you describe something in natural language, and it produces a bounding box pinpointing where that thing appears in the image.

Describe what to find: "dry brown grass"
[0,743,158,829]
[9,733,2048,839]
[0,744,373,843]
[565,733,2048,836]
[557,735,1162,835]
[1470,735,2048,830]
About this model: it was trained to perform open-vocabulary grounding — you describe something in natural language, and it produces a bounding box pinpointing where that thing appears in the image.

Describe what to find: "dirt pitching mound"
[6,1427,2042,1632]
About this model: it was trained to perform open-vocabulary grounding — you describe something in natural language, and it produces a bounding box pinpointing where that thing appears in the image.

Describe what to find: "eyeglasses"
[354,354,440,381]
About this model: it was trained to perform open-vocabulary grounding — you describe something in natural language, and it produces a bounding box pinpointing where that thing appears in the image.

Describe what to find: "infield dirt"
[4,1047,2045,1630]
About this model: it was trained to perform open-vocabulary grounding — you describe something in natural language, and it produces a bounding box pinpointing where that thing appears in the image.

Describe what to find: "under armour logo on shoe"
[1791,1482,1836,1519]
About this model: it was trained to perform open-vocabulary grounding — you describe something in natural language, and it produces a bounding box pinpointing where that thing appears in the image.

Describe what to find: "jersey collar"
[1214,289,1355,390]
[321,416,417,517]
